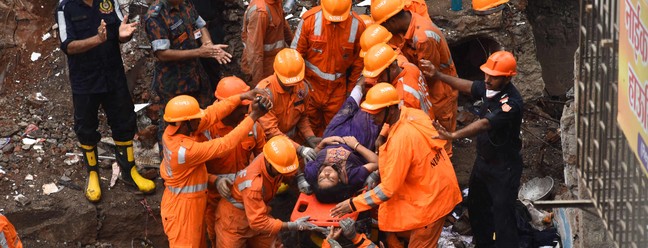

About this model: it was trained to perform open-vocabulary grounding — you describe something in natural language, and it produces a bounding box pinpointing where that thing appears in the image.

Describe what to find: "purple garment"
[324,97,380,150]
[305,97,379,191]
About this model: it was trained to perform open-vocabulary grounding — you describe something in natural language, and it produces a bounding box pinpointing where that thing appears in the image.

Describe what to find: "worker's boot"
[114,140,156,194]
[81,144,101,203]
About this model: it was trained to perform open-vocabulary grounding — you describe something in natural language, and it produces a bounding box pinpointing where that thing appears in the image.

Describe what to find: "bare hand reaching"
[119,14,138,40]
[419,59,437,79]
[432,120,454,140]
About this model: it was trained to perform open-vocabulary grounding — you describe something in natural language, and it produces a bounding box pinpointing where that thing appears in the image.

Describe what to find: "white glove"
[365,171,380,190]
[339,218,357,240]
[216,177,233,198]
[326,238,342,248]
[298,146,317,162]
[286,216,327,233]
[296,173,312,194]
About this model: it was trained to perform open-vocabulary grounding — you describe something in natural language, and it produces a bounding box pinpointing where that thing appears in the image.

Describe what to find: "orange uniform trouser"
[306,80,347,137]
[205,195,221,247]
[161,189,208,248]
[215,199,277,248]
[385,217,445,248]
[433,95,458,157]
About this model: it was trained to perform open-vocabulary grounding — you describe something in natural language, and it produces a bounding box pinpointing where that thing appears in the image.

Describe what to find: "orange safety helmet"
[322,0,352,22]
[359,24,393,57]
[362,43,399,78]
[473,0,509,11]
[274,48,305,85]
[359,14,374,26]
[361,82,401,114]
[164,95,205,123]
[215,76,251,105]
[371,0,405,24]
[480,50,517,77]
[263,136,299,175]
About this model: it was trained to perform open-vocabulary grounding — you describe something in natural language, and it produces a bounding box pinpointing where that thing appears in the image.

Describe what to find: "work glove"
[216,177,233,198]
[298,146,317,162]
[339,218,358,240]
[296,173,312,194]
[306,136,323,148]
[326,239,342,248]
[364,171,380,190]
[287,216,327,233]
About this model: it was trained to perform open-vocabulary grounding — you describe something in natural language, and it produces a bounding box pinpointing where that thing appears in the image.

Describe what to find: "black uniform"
[190,0,225,89]
[56,0,136,145]
[468,81,524,248]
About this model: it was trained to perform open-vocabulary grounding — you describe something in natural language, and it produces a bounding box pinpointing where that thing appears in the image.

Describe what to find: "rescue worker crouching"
[159,90,271,247]
[256,48,319,162]
[214,136,327,247]
[330,83,462,248]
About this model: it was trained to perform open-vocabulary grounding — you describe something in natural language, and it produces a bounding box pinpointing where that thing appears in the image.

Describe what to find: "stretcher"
[290,193,359,227]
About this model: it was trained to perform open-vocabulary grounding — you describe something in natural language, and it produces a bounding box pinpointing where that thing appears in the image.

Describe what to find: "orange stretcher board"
[290,193,359,227]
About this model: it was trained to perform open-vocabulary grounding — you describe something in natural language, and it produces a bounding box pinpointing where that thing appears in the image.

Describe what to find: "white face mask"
[486,89,501,98]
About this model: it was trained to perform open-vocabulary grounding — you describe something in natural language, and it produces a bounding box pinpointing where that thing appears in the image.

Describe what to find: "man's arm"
[420,59,472,94]
[433,118,490,140]
[244,10,269,84]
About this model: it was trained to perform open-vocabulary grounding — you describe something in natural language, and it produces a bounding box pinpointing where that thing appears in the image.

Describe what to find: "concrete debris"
[42,183,60,195]
[300,7,307,17]
[438,226,473,248]
[25,174,33,181]
[100,137,116,146]
[64,155,80,166]
[134,103,149,112]
[14,194,30,206]
[60,175,71,182]
[30,52,41,61]
[42,33,51,41]
[0,137,10,150]
[356,0,370,7]
[66,152,115,160]
[110,162,120,188]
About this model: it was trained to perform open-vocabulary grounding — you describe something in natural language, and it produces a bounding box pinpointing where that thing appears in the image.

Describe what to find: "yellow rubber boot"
[115,140,156,193]
[81,145,101,202]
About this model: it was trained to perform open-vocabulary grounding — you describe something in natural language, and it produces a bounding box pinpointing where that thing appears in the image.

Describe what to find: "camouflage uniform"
[144,0,213,107]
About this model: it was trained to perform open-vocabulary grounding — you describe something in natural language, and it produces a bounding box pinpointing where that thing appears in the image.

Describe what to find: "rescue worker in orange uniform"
[256,48,319,162]
[241,0,294,86]
[214,136,326,247]
[372,0,459,156]
[331,83,462,247]
[363,43,434,120]
[159,91,271,247]
[203,76,266,247]
[291,0,366,137]
[0,214,22,248]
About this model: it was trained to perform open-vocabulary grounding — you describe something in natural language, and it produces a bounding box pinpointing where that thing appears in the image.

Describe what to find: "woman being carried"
[301,79,381,203]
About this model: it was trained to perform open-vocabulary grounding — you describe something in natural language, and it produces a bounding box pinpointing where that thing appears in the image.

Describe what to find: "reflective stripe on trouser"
[167,183,207,194]
[306,81,347,137]
[215,199,277,248]
[161,188,208,248]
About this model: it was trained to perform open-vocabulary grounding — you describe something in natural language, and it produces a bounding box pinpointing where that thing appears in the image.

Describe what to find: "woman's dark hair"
[313,182,353,204]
